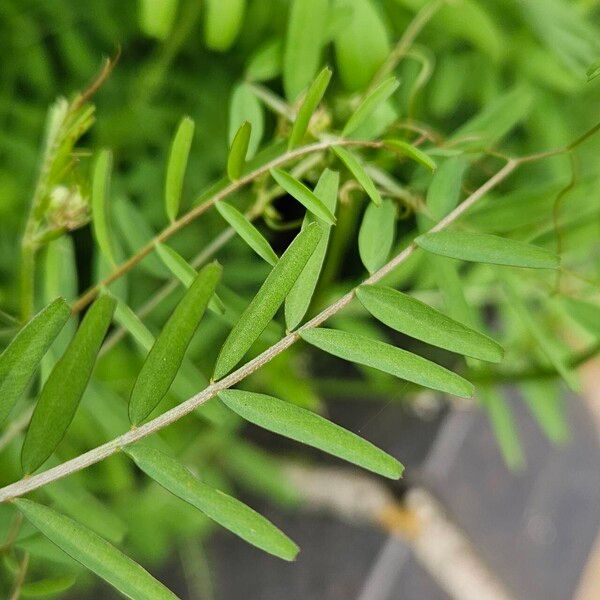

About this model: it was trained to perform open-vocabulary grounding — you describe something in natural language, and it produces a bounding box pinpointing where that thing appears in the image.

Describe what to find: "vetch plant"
[0,0,599,597]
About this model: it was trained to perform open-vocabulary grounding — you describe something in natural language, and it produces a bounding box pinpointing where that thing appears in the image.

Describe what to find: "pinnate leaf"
[15,499,178,599]
[22,295,116,473]
[300,328,474,398]
[125,445,298,560]
[214,222,322,379]
[165,116,195,222]
[129,262,222,424]
[220,389,403,479]
[0,299,70,426]
[416,231,560,269]
[356,284,503,362]
[270,168,336,224]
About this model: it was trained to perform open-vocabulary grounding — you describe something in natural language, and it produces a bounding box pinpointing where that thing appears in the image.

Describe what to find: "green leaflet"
[358,199,396,273]
[356,285,503,362]
[214,222,322,379]
[384,139,436,172]
[270,168,336,224]
[333,0,391,91]
[288,66,332,149]
[139,0,178,40]
[22,295,116,473]
[342,77,399,137]
[283,0,329,100]
[204,0,246,51]
[227,121,251,180]
[424,156,468,225]
[129,262,222,425]
[560,296,600,338]
[0,299,70,426]
[503,276,580,392]
[215,201,278,265]
[165,116,195,222]
[285,169,339,330]
[125,445,298,560]
[21,575,77,597]
[300,328,474,398]
[230,83,264,158]
[331,146,382,206]
[15,499,178,599]
[91,149,116,264]
[415,231,560,269]
[154,244,225,315]
[220,389,403,479]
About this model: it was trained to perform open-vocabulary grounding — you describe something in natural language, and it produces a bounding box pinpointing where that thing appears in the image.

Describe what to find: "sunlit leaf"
[125,445,298,560]
[22,295,116,473]
[91,149,116,264]
[129,262,222,424]
[15,499,178,599]
[215,201,278,265]
[214,223,322,379]
[165,116,195,222]
[270,168,336,224]
[358,199,395,273]
[0,299,70,426]
[288,66,332,149]
[220,389,403,479]
[342,77,399,137]
[331,146,382,206]
[139,0,178,40]
[300,328,473,397]
[357,284,503,362]
[416,231,560,269]
[285,169,339,330]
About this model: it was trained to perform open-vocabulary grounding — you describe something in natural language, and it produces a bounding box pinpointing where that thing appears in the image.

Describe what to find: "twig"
[70,138,383,314]
[0,157,519,503]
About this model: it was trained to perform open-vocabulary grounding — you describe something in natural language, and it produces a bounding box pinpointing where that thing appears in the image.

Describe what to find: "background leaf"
[165,116,195,222]
[91,149,116,265]
[204,0,246,52]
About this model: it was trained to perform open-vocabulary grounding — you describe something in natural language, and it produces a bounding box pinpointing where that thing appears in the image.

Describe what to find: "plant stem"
[70,138,384,315]
[0,157,519,503]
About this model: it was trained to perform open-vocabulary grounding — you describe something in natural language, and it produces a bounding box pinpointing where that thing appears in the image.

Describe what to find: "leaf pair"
[22,295,116,473]
[129,262,222,425]
[214,222,323,379]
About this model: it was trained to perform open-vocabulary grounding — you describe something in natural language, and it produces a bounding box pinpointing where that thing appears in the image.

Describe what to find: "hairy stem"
[0,157,518,503]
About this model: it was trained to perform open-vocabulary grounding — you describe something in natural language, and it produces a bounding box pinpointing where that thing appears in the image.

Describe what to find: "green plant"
[1,0,599,597]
